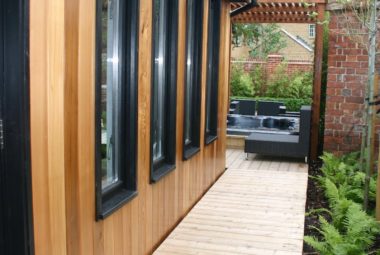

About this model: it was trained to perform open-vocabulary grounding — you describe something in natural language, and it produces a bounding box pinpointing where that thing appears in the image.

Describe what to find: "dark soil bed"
[303,160,328,254]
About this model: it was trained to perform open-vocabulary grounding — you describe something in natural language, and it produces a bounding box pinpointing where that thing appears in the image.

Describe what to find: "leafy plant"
[305,203,379,255]
[266,65,313,99]
[318,152,376,206]
[250,65,266,97]
[286,71,313,99]
[266,64,291,98]
[305,152,380,254]
[232,23,287,58]
[230,65,254,97]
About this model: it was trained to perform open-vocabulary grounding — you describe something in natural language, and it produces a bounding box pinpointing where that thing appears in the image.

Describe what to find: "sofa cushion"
[246,133,299,143]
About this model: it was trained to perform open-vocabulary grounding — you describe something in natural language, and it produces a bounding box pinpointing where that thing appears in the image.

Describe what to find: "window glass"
[309,24,315,38]
[152,0,167,162]
[96,0,138,219]
[205,0,221,144]
[184,1,195,145]
[151,0,178,181]
[101,0,122,190]
[183,0,203,159]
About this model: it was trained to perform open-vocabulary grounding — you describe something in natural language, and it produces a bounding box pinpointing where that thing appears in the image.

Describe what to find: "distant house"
[232,23,316,61]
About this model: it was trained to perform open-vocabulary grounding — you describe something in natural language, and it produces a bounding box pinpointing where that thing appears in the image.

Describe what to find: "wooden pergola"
[230,0,327,161]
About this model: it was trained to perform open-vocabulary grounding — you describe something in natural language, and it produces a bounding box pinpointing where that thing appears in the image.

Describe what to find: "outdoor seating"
[229,100,240,114]
[234,99,256,115]
[244,105,311,160]
[257,101,285,116]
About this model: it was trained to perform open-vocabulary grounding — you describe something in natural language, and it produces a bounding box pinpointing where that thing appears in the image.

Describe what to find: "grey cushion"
[247,133,299,143]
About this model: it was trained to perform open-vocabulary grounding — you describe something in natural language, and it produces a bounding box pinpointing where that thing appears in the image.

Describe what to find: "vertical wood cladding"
[30,0,231,254]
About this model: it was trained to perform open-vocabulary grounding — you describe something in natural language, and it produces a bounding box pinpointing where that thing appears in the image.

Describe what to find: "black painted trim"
[183,0,204,161]
[0,0,34,254]
[150,0,179,183]
[205,0,221,146]
[95,0,140,220]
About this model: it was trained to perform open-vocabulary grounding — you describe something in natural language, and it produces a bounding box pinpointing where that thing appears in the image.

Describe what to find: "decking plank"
[154,150,308,255]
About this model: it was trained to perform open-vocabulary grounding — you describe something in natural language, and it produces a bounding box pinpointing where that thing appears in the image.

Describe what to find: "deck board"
[154,149,308,255]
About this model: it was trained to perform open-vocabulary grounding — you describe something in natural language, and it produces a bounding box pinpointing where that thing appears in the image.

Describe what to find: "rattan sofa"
[244,106,311,161]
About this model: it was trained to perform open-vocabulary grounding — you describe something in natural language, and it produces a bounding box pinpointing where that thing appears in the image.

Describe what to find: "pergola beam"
[233,19,315,23]
[236,6,318,12]
[231,0,259,17]
[231,1,324,23]
[256,0,325,3]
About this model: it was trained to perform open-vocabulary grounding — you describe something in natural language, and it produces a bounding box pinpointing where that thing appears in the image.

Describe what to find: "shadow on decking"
[154,149,308,255]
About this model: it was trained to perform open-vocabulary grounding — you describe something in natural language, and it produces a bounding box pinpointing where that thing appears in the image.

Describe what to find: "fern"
[304,236,330,254]
[305,203,379,255]
[343,203,380,249]
[306,152,380,255]
[318,152,377,205]
[305,208,331,217]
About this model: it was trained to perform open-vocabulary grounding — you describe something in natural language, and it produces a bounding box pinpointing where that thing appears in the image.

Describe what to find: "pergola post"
[310,3,326,161]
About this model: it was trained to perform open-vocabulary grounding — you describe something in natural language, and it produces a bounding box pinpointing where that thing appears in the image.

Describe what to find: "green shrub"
[230,63,313,100]
[250,65,266,97]
[286,71,313,99]
[284,98,312,112]
[265,64,313,99]
[266,64,291,98]
[230,65,254,97]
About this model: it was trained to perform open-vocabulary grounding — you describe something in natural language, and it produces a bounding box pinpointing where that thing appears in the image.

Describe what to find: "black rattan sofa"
[234,99,256,115]
[257,101,285,116]
[244,106,311,161]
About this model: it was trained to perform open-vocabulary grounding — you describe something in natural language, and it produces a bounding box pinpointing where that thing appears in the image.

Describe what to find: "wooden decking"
[154,149,309,255]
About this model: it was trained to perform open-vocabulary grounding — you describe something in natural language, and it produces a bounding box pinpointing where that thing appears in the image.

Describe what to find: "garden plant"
[304,152,380,254]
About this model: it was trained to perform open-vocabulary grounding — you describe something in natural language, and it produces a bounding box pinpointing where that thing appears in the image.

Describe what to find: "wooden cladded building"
[0,0,231,254]
[1,0,327,254]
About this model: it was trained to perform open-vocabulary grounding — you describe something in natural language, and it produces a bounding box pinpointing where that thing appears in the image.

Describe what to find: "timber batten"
[29,0,231,254]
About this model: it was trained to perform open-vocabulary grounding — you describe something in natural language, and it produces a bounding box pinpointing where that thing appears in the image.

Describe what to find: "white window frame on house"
[308,24,316,38]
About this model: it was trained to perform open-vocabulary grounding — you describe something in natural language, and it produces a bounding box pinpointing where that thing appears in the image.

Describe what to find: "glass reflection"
[101,0,122,190]
[152,0,167,162]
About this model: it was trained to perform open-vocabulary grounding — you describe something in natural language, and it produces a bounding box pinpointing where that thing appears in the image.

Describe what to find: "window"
[205,0,221,145]
[183,0,204,160]
[150,0,178,182]
[308,24,315,38]
[95,0,139,220]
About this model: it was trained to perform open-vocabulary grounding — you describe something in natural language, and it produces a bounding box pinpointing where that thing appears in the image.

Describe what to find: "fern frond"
[319,216,343,243]
[304,236,330,254]
[305,208,332,217]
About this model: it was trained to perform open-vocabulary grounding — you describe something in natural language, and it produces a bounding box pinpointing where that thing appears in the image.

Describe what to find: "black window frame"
[1,0,35,253]
[183,0,204,160]
[150,0,179,183]
[95,0,139,220]
[204,0,221,145]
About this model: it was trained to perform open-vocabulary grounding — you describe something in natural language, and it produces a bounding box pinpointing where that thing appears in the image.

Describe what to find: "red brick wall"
[324,11,379,155]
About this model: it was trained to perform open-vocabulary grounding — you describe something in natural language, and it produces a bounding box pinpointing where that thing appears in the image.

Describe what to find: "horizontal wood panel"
[30,0,230,254]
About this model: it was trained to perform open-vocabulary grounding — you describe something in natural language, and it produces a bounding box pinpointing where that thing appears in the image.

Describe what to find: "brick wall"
[232,54,313,76]
[323,10,380,155]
